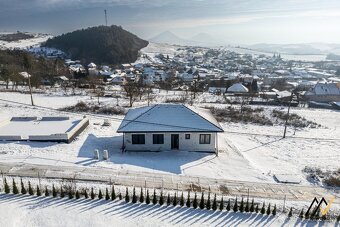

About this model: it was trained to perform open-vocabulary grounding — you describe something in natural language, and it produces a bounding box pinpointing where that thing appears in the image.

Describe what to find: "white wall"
[123,132,216,153]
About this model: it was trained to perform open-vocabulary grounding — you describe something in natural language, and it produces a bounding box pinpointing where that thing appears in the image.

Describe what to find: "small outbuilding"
[117,104,224,153]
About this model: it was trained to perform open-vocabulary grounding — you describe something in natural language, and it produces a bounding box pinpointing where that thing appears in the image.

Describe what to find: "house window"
[199,134,211,144]
[185,134,190,139]
[132,134,145,144]
[153,134,164,144]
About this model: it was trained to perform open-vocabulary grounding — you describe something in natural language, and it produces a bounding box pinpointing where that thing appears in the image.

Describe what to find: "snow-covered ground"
[0,33,52,50]
[0,91,339,187]
[0,193,335,227]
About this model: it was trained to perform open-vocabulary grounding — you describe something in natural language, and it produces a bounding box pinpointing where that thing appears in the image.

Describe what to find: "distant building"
[304,83,340,102]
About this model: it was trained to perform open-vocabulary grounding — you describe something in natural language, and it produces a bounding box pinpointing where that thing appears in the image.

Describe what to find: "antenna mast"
[104,9,108,26]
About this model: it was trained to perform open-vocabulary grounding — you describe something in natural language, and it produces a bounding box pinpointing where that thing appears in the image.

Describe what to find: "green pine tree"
[28,182,33,195]
[132,187,137,203]
[75,190,80,199]
[288,207,293,218]
[60,187,65,198]
[272,204,277,216]
[125,188,129,203]
[212,194,217,211]
[52,184,57,197]
[105,188,110,200]
[159,191,164,206]
[98,189,103,200]
[193,193,198,209]
[90,188,95,199]
[180,192,184,207]
[219,197,224,211]
[255,204,259,213]
[20,179,27,194]
[245,199,249,212]
[260,202,265,215]
[186,192,191,208]
[166,193,171,206]
[84,190,88,199]
[172,193,177,206]
[266,203,271,215]
[12,179,19,194]
[111,186,116,200]
[152,189,157,205]
[68,189,74,199]
[4,178,10,194]
[250,199,255,212]
[199,193,205,209]
[233,198,238,212]
[139,188,144,203]
[45,186,49,196]
[36,185,41,196]
[206,193,211,210]
[299,209,304,219]
[239,198,244,212]
[146,190,150,204]
[226,199,231,211]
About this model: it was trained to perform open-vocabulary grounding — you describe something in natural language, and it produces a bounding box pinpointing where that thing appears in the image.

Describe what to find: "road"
[0,161,338,205]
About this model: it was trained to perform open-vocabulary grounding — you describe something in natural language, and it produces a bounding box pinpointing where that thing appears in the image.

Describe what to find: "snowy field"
[0,33,52,50]
[0,193,335,227]
[0,91,339,188]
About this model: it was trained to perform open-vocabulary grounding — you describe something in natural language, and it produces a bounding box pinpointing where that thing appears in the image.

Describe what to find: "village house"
[117,104,224,154]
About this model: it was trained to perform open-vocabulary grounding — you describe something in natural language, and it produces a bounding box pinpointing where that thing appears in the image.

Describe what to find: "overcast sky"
[1,0,340,44]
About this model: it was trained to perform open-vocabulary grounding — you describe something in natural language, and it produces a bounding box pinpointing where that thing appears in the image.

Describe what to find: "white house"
[117,104,224,153]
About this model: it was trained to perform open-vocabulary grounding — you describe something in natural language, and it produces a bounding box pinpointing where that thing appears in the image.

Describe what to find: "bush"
[75,190,80,199]
[159,192,164,206]
[233,198,238,212]
[45,186,49,196]
[4,178,10,194]
[180,192,184,207]
[52,184,57,197]
[105,188,110,200]
[146,190,150,204]
[111,186,116,200]
[125,188,129,203]
[20,179,27,194]
[193,193,198,209]
[28,182,34,196]
[272,204,277,216]
[199,193,205,209]
[132,188,137,203]
[186,192,191,208]
[36,185,41,196]
[260,202,265,214]
[152,189,157,205]
[98,189,103,200]
[166,194,171,206]
[288,207,293,218]
[12,179,19,194]
[139,188,144,203]
[226,199,231,211]
[266,203,271,215]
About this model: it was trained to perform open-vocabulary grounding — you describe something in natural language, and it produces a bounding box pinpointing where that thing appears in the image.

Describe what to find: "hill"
[149,31,189,46]
[44,25,148,65]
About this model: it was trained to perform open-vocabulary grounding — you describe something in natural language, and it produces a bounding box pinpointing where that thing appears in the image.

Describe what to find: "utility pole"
[283,92,294,138]
[104,9,108,26]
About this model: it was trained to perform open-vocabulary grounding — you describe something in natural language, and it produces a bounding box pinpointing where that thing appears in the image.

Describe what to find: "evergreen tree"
[36,185,41,196]
[105,188,110,200]
[90,187,95,199]
[119,192,122,200]
[172,193,177,206]
[139,188,144,203]
[193,193,198,209]
[206,193,211,210]
[180,192,184,207]
[233,198,238,212]
[239,198,244,212]
[60,187,65,198]
[250,199,255,212]
[132,187,137,203]
[186,192,191,208]
[12,179,19,194]
[98,189,103,200]
[226,199,231,211]
[159,191,164,206]
[111,186,116,200]
[266,203,271,215]
[68,189,74,199]
[272,204,277,216]
[199,193,205,209]
[299,209,304,219]
[152,189,157,205]
[255,204,259,213]
[28,182,34,195]
[166,193,171,206]
[260,202,265,215]
[84,190,88,199]
[288,207,293,218]
[146,190,150,204]
[45,186,49,197]
[75,190,80,199]
[4,178,10,194]
[212,194,217,211]
[52,184,57,197]
[20,179,27,194]
[219,197,224,211]
[125,187,129,203]
[245,199,249,212]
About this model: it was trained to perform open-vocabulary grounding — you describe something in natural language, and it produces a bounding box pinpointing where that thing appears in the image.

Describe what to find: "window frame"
[132,134,145,144]
[185,134,190,139]
[152,134,164,144]
[199,134,211,144]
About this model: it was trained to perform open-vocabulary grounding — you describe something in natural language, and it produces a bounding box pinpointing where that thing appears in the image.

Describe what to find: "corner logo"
[307,196,335,216]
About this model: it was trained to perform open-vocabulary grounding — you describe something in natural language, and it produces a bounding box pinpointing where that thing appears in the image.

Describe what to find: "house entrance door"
[171,134,179,149]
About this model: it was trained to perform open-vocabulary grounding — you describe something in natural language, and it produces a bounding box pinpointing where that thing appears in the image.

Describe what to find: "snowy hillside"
[0,32,52,50]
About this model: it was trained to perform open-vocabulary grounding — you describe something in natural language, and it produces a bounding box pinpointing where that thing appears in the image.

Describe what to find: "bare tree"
[123,79,140,107]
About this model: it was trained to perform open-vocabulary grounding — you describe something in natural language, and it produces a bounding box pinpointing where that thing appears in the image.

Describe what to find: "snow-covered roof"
[227,83,249,93]
[88,63,96,68]
[117,104,223,133]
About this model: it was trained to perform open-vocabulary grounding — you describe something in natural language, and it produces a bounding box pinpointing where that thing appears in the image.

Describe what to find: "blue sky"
[1,0,340,44]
